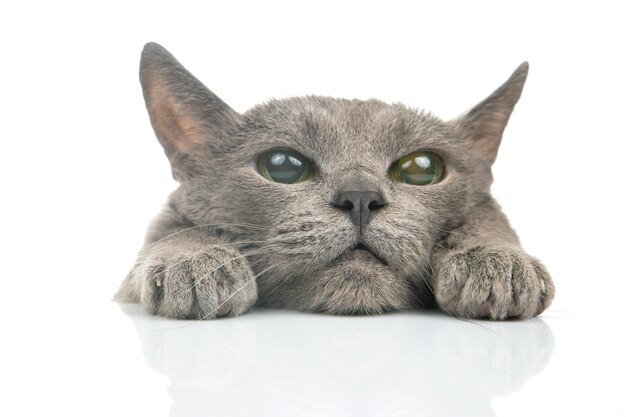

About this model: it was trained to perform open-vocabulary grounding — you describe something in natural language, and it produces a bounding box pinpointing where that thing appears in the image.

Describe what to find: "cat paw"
[136,247,258,319]
[433,246,554,320]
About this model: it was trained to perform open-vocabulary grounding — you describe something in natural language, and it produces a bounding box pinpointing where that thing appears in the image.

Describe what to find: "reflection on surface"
[120,304,554,417]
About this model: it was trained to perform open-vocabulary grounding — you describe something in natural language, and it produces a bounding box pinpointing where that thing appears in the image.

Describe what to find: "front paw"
[135,246,258,319]
[433,246,554,320]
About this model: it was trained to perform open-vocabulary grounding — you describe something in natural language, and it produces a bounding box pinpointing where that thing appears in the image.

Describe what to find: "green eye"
[258,148,313,184]
[389,151,444,185]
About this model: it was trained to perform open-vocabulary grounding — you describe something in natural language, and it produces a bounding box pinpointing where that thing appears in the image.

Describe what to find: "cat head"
[140,42,527,314]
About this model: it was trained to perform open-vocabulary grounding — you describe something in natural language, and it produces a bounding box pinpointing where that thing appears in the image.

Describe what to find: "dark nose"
[333,191,386,229]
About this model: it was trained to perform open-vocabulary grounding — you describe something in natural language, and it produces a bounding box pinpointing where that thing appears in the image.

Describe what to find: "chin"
[258,253,422,315]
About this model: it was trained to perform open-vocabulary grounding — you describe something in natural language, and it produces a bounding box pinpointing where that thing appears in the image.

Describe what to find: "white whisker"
[133,239,272,263]
[198,260,288,321]
[170,245,279,297]
[144,222,271,250]
[156,260,288,330]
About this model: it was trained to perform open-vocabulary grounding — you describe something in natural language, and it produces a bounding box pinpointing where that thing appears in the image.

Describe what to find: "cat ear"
[139,42,240,180]
[454,62,529,165]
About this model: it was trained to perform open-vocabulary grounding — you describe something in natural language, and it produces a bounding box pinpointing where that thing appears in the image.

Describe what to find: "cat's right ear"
[453,63,529,166]
[139,42,240,181]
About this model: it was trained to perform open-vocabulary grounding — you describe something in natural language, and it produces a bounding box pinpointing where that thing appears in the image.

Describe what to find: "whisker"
[422,259,436,297]
[258,269,293,302]
[133,239,272,262]
[198,260,288,321]
[425,255,498,333]
[144,222,271,250]
[170,245,279,297]
[448,311,499,333]
[156,260,288,330]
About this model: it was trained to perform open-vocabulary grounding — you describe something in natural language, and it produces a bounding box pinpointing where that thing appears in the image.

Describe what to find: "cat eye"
[257,148,313,184]
[389,151,445,185]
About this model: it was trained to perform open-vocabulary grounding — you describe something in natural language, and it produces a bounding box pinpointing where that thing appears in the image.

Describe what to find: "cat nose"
[332,191,387,229]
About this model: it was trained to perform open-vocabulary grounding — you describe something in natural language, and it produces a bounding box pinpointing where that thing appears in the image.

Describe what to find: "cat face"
[140,43,527,314]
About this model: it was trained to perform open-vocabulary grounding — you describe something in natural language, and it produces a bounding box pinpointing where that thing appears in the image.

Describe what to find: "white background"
[1,1,625,416]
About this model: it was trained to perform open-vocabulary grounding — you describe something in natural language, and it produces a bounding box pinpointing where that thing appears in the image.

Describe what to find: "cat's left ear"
[453,63,529,165]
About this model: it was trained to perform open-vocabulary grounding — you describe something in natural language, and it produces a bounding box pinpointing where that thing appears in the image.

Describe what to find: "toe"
[216,300,232,317]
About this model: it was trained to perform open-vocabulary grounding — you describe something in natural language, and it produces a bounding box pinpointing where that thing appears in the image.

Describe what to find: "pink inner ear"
[469,124,506,164]
[155,109,202,153]
[142,68,237,159]
[150,108,184,157]
[479,134,501,162]
[146,79,201,157]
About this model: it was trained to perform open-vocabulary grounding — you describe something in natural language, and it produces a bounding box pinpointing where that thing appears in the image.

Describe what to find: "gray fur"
[115,42,555,320]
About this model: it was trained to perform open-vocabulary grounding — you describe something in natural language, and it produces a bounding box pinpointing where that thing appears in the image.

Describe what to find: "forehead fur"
[231,96,466,171]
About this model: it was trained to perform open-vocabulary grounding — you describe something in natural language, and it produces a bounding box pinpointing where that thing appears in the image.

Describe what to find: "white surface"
[1,1,625,416]
[3,301,624,417]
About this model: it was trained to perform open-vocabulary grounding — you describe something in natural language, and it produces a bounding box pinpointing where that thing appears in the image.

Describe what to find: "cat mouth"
[341,243,388,265]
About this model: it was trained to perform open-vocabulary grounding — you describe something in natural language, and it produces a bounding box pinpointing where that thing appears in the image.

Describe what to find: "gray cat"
[115,43,555,320]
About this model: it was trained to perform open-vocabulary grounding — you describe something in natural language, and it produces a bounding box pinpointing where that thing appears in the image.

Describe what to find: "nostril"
[333,198,354,211]
[342,201,354,210]
[368,199,385,211]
